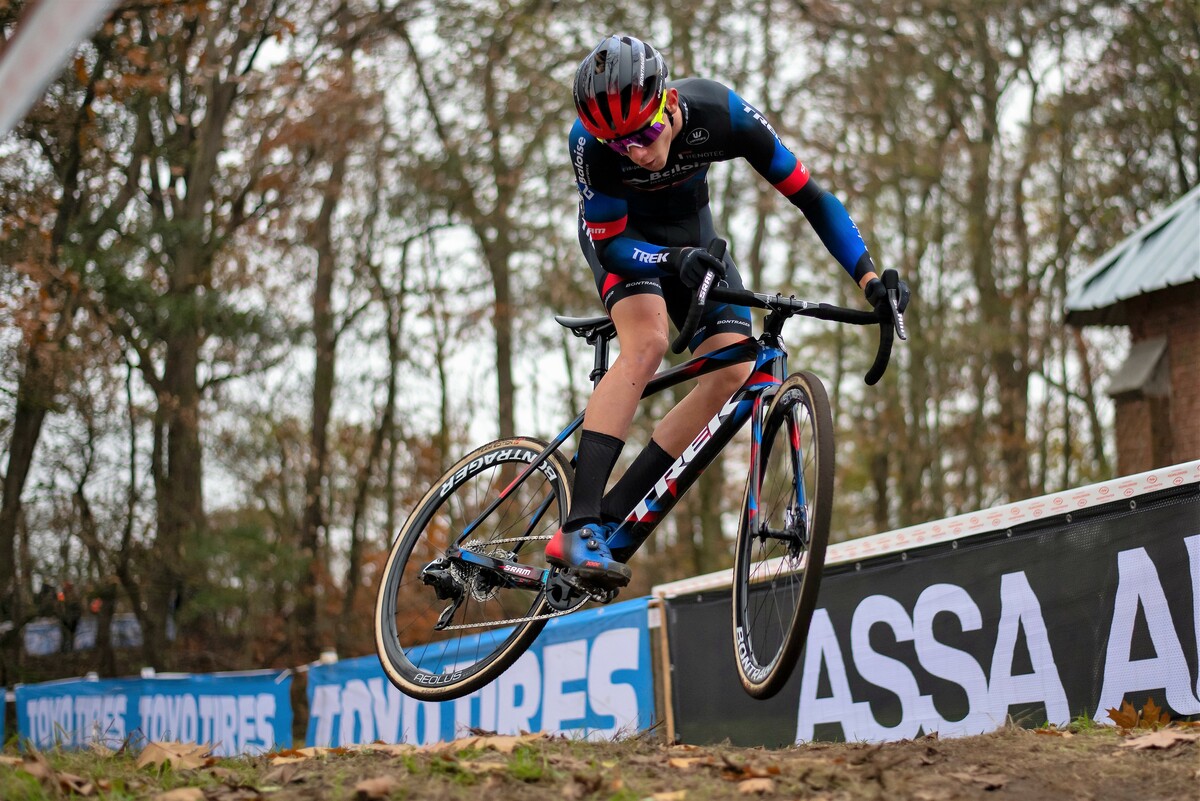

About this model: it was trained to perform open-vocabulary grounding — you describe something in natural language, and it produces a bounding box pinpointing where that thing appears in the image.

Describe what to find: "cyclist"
[546,34,907,589]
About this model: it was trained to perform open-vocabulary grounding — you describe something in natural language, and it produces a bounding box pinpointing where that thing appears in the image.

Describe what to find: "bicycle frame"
[452,331,790,579]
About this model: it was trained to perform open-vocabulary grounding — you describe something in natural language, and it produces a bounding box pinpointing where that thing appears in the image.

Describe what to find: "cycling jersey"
[570,77,876,285]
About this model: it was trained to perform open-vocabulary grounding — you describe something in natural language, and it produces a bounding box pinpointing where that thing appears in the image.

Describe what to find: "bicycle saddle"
[554,314,616,342]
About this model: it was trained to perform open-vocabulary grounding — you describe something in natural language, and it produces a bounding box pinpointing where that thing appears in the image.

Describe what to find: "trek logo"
[685,128,710,145]
[439,448,558,498]
[742,103,779,138]
[631,395,744,521]
[631,248,670,265]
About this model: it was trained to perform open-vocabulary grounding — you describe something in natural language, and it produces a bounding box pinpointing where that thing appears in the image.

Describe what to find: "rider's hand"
[670,247,727,289]
[864,272,910,314]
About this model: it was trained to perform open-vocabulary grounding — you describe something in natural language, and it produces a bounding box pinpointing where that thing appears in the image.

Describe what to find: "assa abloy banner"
[307,596,654,746]
[664,479,1200,746]
[15,670,292,754]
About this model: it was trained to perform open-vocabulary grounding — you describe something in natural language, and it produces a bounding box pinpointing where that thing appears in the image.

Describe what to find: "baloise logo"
[685,128,710,145]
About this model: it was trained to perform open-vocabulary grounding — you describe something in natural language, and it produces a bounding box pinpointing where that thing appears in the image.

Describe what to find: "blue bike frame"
[453,333,790,580]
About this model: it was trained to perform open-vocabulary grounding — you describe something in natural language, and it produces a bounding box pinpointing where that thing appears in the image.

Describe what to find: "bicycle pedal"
[545,571,590,611]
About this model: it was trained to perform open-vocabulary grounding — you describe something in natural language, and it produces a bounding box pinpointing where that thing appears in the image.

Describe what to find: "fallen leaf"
[154,789,205,801]
[650,791,688,801]
[1033,728,1073,738]
[478,733,547,753]
[58,772,96,796]
[458,760,509,773]
[264,762,304,785]
[361,743,417,756]
[356,775,402,800]
[1141,698,1171,729]
[738,777,775,794]
[1107,701,1139,729]
[137,742,213,770]
[668,756,711,769]
[0,755,23,766]
[947,771,1007,790]
[1119,729,1200,750]
[268,755,309,766]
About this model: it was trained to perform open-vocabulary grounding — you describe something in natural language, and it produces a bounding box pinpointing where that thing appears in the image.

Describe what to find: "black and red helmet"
[573,35,668,140]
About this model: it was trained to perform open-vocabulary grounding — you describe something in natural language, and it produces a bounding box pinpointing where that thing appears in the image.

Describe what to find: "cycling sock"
[600,438,674,524]
[564,429,625,530]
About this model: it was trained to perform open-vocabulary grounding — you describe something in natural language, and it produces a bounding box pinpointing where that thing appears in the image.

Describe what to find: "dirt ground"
[3,723,1198,800]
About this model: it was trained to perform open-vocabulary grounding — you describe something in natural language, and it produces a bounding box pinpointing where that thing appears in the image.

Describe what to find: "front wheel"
[374,437,574,701]
[732,371,833,699]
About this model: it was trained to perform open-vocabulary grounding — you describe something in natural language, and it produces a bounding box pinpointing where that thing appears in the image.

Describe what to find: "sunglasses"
[600,93,669,155]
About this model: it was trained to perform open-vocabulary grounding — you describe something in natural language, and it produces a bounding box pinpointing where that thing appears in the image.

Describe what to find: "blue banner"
[16,670,292,755]
[308,597,655,746]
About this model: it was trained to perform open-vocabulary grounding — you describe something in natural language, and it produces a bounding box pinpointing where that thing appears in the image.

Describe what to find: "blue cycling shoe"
[545,522,632,589]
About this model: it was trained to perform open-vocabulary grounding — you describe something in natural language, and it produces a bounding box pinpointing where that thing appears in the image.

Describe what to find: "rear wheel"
[732,371,833,699]
[374,437,574,701]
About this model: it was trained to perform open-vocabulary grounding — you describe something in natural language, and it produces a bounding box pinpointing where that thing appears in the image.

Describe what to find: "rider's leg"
[548,294,668,587]
[600,331,752,523]
[651,331,753,456]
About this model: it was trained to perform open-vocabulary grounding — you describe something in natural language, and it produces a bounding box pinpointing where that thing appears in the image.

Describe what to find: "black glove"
[864,271,910,314]
[669,247,727,289]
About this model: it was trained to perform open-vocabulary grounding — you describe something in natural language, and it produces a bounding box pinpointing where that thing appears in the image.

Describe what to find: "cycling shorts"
[588,207,753,352]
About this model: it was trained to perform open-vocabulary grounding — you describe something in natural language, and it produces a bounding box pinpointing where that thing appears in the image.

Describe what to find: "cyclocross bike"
[375,243,907,702]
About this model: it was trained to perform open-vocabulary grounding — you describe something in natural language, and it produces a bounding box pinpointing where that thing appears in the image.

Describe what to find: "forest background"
[0,0,1196,685]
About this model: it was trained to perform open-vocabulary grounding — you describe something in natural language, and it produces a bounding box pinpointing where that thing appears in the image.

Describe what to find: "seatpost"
[588,332,610,388]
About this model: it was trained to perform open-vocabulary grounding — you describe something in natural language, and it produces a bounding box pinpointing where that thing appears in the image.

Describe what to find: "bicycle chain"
[433,601,587,631]
[432,535,591,629]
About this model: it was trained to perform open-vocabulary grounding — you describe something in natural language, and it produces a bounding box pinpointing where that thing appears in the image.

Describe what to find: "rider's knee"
[619,327,669,375]
[705,359,752,398]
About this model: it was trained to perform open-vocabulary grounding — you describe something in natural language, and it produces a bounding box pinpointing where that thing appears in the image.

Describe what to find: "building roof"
[1065,183,1200,326]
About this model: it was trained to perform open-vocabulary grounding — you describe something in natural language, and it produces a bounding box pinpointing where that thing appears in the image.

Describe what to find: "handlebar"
[670,240,908,385]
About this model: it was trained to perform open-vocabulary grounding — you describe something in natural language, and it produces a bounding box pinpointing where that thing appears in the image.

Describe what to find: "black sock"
[600,438,675,524]
[565,430,624,529]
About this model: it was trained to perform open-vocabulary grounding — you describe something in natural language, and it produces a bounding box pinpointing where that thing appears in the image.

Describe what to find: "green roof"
[1066,184,1200,326]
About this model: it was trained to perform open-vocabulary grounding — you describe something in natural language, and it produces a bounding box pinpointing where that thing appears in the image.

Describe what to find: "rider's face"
[624,91,678,172]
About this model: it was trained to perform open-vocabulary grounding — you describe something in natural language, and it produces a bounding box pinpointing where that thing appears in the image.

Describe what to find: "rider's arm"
[576,189,678,279]
[729,92,879,288]
[570,121,682,279]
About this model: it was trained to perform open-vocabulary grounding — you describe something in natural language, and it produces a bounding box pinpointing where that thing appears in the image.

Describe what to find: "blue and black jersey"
[570,77,875,285]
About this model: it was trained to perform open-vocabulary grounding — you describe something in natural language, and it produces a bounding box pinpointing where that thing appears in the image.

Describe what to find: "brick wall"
[1124,280,1200,469]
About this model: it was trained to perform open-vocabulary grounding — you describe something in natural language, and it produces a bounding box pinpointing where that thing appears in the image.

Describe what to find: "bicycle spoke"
[733,373,832,699]
[375,438,575,700]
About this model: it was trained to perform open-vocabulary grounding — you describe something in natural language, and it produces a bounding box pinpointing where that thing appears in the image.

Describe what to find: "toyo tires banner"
[15,671,292,754]
[659,463,1200,746]
[307,597,654,746]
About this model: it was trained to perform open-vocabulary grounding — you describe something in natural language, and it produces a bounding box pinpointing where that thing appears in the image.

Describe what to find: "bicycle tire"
[732,371,833,699]
[374,437,574,701]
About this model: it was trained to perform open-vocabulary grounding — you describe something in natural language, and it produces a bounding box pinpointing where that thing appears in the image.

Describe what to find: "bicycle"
[374,241,908,702]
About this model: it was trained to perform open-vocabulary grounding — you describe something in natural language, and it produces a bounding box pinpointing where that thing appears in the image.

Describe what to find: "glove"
[670,247,727,289]
[864,271,910,314]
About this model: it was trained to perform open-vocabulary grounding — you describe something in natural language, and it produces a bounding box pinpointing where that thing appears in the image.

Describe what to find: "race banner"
[308,597,654,746]
[15,670,292,754]
[660,467,1200,745]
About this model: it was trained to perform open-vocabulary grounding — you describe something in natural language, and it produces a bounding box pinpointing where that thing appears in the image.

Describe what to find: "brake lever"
[888,290,908,341]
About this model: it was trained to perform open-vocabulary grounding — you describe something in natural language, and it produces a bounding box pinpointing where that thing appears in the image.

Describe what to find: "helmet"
[573,35,668,140]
